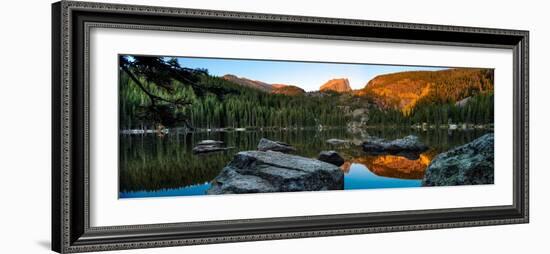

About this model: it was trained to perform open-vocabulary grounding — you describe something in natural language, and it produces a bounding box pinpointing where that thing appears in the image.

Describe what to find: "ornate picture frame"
[52,1,529,253]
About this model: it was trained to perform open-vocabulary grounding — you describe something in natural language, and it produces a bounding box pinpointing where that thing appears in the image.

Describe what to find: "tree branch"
[121,65,192,108]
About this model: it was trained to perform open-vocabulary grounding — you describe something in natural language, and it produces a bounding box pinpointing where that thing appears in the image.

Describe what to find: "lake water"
[119,128,491,198]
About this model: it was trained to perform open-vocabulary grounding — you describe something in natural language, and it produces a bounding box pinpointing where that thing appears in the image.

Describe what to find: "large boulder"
[362,135,428,159]
[257,138,296,153]
[207,151,344,194]
[422,133,494,186]
[318,151,345,166]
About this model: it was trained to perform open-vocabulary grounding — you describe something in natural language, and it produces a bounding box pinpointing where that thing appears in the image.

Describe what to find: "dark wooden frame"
[52,1,529,253]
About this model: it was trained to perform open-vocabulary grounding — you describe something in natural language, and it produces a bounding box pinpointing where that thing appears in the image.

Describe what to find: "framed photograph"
[52,1,529,253]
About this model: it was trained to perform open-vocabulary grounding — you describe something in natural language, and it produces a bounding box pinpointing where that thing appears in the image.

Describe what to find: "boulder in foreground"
[422,133,494,186]
[207,151,344,194]
[257,138,296,153]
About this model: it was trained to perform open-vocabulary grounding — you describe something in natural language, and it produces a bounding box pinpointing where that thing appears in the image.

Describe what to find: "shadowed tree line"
[119,55,349,130]
[366,92,494,126]
[119,55,240,129]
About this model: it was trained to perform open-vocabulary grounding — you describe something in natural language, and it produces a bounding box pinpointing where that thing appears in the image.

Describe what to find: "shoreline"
[120,123,494,135]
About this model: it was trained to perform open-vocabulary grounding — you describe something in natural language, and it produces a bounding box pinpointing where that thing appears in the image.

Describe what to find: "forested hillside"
[119,65,349,130]
[366,92,493,126]
[357,68,494,125]
[357,68,493,111]
[119,55,494,130]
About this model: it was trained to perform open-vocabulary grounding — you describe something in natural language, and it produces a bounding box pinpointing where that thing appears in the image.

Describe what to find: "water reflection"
[120,182,211,198]
[340,150,437,190]
[344,162,423,190]
[119,128,491,198]
[348,150,436,179]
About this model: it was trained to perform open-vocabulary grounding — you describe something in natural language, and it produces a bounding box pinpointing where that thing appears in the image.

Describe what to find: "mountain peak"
[272,84,305,96]
[320,78,352,93]
[222,74,272,92]
[222,75,305,96]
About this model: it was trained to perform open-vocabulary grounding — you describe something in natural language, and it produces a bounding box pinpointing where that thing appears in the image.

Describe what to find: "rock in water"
[192,145,234,154]
[422,133,494,186]
[257,138,296,153]
[207,151,344,194]
[196,140,224,146]
[362,135,428,159]
[193,140,233,154]
[326,138,349,145]
[318,151,345,166]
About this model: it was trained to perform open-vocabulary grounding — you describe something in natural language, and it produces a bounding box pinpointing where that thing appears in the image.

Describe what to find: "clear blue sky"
[175,57,447,92]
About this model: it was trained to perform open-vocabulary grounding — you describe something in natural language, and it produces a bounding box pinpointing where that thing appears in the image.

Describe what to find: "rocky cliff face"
[320,78,352,93]
[271,84,306,96]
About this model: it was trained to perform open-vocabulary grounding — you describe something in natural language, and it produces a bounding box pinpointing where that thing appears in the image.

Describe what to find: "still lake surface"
[119,128,491,198]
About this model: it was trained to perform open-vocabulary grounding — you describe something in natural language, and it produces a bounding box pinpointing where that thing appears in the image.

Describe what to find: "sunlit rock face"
[271,84,306,96]
[320,78,352,93]
[222,74,272,92]
[354,68,494,112]
[340,151,436,179]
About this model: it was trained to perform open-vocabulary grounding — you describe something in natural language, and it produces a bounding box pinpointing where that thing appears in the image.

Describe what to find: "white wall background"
[0,0,546,253]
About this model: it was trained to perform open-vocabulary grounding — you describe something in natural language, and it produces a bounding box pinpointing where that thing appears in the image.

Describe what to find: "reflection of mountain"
[342,151,437,179]
[340,161,352,173]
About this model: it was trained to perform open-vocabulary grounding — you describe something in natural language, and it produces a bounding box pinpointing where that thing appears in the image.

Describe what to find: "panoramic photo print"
[118,55,495,198]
